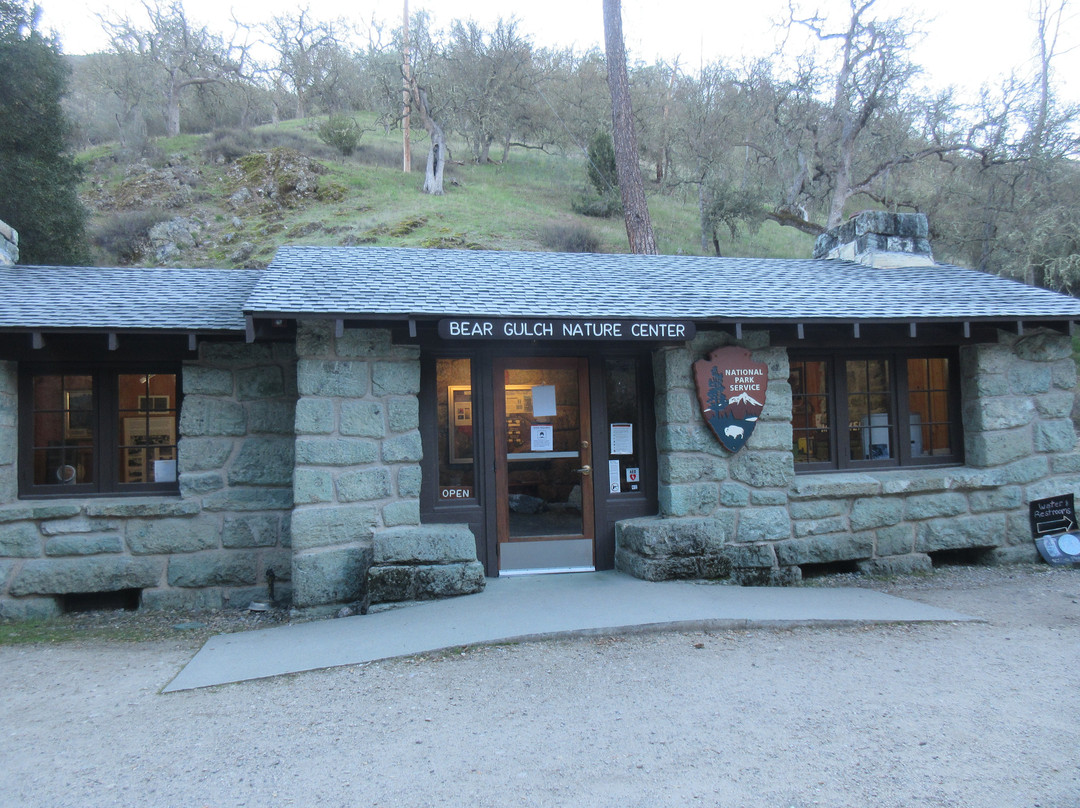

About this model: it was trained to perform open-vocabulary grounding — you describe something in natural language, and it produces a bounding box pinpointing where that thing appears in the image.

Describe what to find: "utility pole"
[402,0,411,173]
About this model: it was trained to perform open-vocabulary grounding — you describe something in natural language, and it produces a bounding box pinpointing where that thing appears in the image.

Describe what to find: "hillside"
[76,117,815,269]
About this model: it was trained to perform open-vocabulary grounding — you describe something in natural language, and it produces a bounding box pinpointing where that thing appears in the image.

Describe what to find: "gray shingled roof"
[0,265,260,332]
[249,247,1080,323]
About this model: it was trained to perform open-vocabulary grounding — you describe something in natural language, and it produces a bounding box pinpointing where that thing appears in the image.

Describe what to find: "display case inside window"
[437,358,475,500]
[31,374,95,486]
[118,373,178,484]
[791,360,831,465]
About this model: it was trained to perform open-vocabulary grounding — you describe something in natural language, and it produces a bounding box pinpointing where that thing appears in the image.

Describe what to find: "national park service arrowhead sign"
[693,346,768,453]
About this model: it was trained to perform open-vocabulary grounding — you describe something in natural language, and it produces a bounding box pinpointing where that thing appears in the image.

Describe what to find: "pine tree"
[0,0,89,265]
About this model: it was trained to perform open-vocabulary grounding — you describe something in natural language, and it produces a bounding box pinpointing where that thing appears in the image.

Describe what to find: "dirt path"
[2,565,1078,808]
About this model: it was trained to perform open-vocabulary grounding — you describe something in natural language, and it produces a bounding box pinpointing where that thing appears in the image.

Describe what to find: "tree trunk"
[602,0,658,255]
[423,123,446,195]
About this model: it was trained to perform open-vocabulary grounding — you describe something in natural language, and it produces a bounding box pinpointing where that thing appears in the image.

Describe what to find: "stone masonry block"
[179,472,225,496]
[179,397,247,436]
[375,524,481,565]
[199,342,273,364]
[201,488,293,512]
[382,433,423,463]
[85,501,200,518]
[875,523,915,556]
[336,328,392,357]
[1034,420,1077,453]
[44,534,123,556]
[372,361,421,396]
[730,451,794,488]
[227,437,295,486]
[849,497,904,531]
[293,468,334,504]
[1051,359,1077,390]
[857,553,932,577]
[0,523,42,557]
[965,428,1032,468]
[291,505,376,551]
[903,492,968,522]
[0,596,62,620]
[774,532,874,566]
[339,400,385,437]
[388,397,420,432]
[398,466,422,498]
[295,437,378,466]
[168,550,257,587]
[297,360,369,397]
[659,482,719,517]
[336,468,391,502]
[412,562,486,599]
[616,516,728,558]
[246,401,296,435]
[178,438,234,472]
[967,397,1036,431]
[968,487,1022,513]
[793,516,847,538]
[291,546,372,608]
[237,366,285,400]
[126,517,218,555]
[916,513,1005,552]
[295,398,335,435]
[295,319,333,356]
[10,556,163,596]
[1035,391,1075,419]
[736,507,791,542]
[382,500,420,526]
[1010,364,1051,396]
[1014,332,1072,362]
[182,366,234,396]
[222,514,280,548]
[657,389,695,424]
[789,499,845,520]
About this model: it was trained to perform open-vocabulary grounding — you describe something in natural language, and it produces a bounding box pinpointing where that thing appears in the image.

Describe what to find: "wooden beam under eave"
[1016,321,1024,335]
[108,333,119,351]
[963,321,971,339]
[853,323,861,339]
[188,333,197,352]
[245,316,255,343]
[408,318,417,338]
[797,323,805,340]
[31,331,45,349]
[735,322,743,340]
[909,323,917,338]
[335,319,345,338]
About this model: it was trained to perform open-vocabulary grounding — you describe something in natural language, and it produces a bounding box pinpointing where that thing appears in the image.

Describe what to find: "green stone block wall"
[628,327,1080,583]
[0,342,297,619]
[290,321,428,609]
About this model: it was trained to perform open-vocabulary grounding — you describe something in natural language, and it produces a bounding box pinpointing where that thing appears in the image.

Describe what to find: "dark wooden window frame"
[18,362,182,498]
[790,348,962,472]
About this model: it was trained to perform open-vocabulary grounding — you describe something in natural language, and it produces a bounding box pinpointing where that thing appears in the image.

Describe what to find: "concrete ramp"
[164,572,975,692]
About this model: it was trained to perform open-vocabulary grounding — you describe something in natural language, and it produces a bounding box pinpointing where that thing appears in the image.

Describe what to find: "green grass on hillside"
[79,115,815,268]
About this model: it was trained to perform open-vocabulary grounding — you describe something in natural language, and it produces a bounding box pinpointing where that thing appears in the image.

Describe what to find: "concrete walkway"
[163,572,977,692]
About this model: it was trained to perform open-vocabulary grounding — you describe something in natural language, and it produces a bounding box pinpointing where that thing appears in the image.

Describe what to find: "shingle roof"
[249,247,1080,323]
[0,265,260,332]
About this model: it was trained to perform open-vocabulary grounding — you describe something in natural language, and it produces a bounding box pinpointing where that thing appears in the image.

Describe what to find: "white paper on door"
[531,385,557,417]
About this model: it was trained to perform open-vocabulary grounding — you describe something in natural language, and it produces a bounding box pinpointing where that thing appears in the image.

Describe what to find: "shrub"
[91,209,170,264]
[317,115,362,160]
[538,223,602,253]
[570,193,621,219]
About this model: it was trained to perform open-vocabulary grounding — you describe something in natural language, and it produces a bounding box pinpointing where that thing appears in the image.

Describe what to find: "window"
[436,357,475,501]
[790,352,960,471]
[21,367,180,495]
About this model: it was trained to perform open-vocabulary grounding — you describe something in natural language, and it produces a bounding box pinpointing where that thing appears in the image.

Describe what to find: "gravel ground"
[2,564,1078,808]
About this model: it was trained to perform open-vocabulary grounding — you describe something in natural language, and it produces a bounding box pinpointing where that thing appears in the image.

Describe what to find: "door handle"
[574,465,592,476]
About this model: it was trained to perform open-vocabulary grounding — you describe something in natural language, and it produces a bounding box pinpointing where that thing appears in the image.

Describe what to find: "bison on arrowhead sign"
[693,346,768,453]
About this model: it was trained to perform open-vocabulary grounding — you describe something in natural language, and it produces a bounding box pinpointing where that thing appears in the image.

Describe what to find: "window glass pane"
[606,358,641,493]
[31,374,95,485]
[791,360,830,464]
[118,373,178,485]
[437,358,474,501]
[847,359,892,461]
[908,358,952,457]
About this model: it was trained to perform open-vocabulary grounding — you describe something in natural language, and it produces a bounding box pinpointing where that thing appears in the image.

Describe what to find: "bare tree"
[262,8,341,120]
[602,0,657,254]
[102,1,248,137]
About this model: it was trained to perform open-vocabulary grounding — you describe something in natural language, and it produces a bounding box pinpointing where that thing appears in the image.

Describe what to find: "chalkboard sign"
[1029,494,1076,537]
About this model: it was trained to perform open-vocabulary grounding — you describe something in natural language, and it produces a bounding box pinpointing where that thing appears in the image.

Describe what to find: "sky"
[33,0,1080,102]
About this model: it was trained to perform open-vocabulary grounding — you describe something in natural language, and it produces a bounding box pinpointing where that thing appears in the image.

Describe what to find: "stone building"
[2,211,1079,619]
